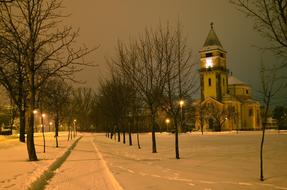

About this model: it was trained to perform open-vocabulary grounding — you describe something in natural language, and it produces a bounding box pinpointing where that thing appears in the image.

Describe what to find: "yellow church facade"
[194,24,261,131]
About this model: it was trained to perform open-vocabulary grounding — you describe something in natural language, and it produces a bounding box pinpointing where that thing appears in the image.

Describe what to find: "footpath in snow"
[0,132,78,190]
[45,133,123,190]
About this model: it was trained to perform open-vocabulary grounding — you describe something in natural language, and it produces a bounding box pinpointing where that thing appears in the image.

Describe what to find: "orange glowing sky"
[63,0,283,101]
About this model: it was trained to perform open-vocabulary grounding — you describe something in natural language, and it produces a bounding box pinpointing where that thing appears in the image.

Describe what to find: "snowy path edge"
[26,136,82,190]
[91,139,124,190]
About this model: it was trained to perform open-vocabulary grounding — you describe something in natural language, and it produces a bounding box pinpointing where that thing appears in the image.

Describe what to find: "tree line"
[0,0,96,161]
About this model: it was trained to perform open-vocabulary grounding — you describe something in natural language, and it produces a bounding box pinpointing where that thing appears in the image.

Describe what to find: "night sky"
[63,0,283,102]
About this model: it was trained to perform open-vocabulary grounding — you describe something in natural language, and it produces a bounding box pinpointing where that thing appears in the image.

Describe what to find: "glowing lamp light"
[179,100,184,107]
[206,58,213,68]
[165,118,170,124]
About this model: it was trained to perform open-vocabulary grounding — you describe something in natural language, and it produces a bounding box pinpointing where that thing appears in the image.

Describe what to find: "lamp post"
[33,110,38,132]
[179,100,184,132]
[165,118,170,132]
[73,119,77,138]
[41,113,46,153]
[49,122,53,132]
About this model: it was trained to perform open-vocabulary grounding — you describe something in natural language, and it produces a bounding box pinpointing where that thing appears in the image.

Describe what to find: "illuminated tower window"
[206,58,213,68]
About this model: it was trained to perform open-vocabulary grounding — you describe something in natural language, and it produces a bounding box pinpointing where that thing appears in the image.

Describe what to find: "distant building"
[194,23,261,131]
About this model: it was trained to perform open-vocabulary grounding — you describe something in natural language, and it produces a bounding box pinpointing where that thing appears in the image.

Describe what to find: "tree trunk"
[151,109,157,153]
[68,125,71,141]
[55,113,59,148]
[260,123,266,181]
[128,119,132,146]
[41,111,46,153]
[174,118,180,159]
[26,90,38,161]
[260,98,270,181]
[70,125,73,140]
[111,125,114,139]
[137,134,141,148]
[117,125,120,142]
[19,109,26,142]
[137,124,141,149]
[18,76,26,142]
[123,125,126,144]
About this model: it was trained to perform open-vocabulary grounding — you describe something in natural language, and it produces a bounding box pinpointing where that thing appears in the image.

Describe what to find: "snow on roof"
[228,75,247,85]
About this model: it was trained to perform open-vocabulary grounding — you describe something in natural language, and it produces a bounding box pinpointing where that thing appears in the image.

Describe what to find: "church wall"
[202,71,217,99]
[228,84,251,98]
[240,103,261,130]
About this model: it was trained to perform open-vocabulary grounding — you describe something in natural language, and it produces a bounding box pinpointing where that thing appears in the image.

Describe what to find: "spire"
[202,22,223,49]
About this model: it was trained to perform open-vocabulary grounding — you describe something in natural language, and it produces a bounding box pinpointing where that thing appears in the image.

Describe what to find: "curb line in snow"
[91,139,124,190]
[27,136,82,190]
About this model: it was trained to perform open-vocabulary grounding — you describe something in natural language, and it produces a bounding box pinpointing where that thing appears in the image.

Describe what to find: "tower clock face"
[206,58,213,68]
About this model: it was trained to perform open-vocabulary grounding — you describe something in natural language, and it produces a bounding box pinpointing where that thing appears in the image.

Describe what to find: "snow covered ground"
[94,131,287,190]
[45,134,123,190]
[0,131,286,190]
[0,132,78,190]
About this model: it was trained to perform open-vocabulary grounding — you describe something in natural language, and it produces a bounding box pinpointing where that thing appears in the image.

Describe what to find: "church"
[194,23,261,131]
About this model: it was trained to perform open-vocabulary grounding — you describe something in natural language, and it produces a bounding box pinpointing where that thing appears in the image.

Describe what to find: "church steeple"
[199,23,228,102]
[202,22,223,51]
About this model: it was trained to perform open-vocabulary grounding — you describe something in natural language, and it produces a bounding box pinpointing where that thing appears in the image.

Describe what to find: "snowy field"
[94,131,287,190]
[0,131,286,190]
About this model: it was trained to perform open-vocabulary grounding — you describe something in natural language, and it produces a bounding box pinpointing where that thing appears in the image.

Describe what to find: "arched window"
[208,78,211,86]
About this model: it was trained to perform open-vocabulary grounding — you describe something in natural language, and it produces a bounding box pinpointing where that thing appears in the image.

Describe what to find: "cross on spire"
[210,22,214,29]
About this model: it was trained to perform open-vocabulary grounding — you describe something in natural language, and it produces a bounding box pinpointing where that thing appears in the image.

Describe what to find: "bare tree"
[258,63,282,181]
[0,0,95,161]
[115,26,170,153]
[97,71,133,143]
[71,88,95,132]
[231,0,287,59]
[0,20,27,142]
[40,78,72,148]
[160,23,197,159]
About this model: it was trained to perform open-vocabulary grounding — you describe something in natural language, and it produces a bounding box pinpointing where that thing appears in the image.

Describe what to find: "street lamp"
[179,100,184,132]
[165,118,170,132]
[73,119,77,137]
[41,113,46,153]
[49,121,53,132]
[179,100,184,108]
[33,110,38,132]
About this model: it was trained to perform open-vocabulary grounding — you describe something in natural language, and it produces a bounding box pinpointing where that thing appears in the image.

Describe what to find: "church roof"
[228,75,247,85]
[202,23,223,50]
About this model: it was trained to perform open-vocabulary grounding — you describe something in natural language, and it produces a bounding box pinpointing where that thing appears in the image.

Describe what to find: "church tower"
[199,23,228,102]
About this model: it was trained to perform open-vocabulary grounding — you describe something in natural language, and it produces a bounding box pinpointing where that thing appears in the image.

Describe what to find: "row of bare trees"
[94,23,198,159]
[0,0,95,161]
